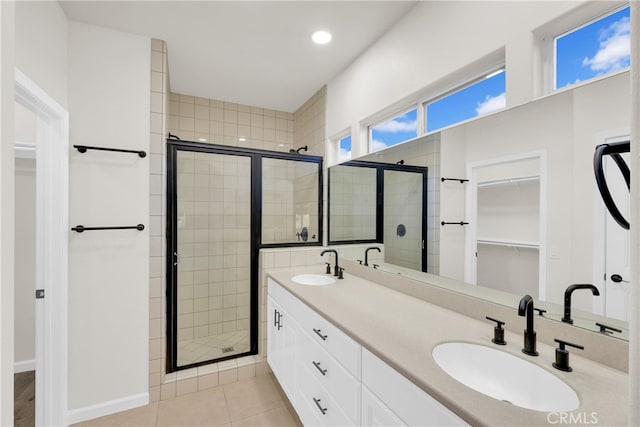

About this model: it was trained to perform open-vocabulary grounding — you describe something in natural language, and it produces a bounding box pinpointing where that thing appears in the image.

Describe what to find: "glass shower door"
[169,148,253,369]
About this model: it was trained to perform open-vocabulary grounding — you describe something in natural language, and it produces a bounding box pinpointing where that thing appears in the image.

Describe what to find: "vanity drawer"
[296,302,361,378]
[361,348,468,426]
[300,335,360,424]
[297,359,354,427]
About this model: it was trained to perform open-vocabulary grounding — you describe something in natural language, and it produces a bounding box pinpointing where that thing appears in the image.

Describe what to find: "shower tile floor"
[177,331,250,366]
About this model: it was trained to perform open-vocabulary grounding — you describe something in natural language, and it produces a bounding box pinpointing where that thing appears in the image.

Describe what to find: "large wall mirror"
[328,71,630,340]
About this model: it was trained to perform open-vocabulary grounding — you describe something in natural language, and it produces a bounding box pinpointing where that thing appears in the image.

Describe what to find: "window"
[338,134,352,162]
[425,68,506,133]
[370,109,417,153]
[555,6,630,90]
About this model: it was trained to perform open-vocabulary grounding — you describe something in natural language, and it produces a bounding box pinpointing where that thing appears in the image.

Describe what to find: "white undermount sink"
[432,342,579,412]
[291,274,336,286]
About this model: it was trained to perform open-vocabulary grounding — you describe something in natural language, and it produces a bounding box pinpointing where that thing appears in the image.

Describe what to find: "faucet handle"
[485,316,506,345]
[356,259,363,265]
[595,322,623,335]
[372,264,379,269]
[552,338,584,372]
[337,267,344,280]
[533,307,547,316]
[325,263,331,274]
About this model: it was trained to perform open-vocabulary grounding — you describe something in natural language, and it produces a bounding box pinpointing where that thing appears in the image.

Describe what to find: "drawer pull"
[313,397,328,415]
[313,328,327,341]
[273,309,278,327]
[312,361,327,376]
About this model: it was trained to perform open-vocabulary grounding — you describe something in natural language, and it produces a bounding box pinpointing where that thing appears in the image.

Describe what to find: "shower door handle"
[173,252,181,266]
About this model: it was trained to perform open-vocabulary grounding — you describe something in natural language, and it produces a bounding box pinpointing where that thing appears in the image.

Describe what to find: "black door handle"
[611,274,629,283]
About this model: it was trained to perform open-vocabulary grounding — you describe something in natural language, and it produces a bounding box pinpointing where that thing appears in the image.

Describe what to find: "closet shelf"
[477,176,539,188]
[477,237,539,249]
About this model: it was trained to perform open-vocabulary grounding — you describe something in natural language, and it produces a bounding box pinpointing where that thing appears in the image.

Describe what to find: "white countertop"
[267,266,628,427]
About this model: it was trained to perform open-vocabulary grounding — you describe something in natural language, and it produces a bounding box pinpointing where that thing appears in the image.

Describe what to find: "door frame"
[15,68,69,427]
[465,150,547,300]
[593,128,631,317]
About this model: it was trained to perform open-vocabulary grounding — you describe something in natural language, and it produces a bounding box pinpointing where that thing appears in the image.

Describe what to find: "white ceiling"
[60,1,417,112]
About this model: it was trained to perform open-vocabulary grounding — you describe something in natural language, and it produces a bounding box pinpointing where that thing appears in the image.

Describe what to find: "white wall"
[0,2,15,424]
[15,0,68,108]
[67,21,150,414]
[327,1,588,148]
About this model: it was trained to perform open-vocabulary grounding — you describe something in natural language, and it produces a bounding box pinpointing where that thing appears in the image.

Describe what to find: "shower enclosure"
[166,140,322,371]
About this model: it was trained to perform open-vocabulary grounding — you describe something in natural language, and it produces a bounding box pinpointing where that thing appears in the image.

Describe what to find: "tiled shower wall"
[293,86,327,156]
[149,39,329,401]
[329,166,377,241]
[175,152,251,346]
[168,93,295,152]
[149,39,169,402]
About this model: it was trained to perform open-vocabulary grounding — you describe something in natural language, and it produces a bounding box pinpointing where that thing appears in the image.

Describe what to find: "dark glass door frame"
[166,140,323,372]
[328,159,429,272]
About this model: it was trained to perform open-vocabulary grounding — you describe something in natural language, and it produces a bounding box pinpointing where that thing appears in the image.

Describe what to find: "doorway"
[595,133,631,321]
[14,69,69,427]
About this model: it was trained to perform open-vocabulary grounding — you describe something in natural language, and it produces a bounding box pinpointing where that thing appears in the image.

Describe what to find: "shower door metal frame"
[328,160,429,272]
[166,140,323,372]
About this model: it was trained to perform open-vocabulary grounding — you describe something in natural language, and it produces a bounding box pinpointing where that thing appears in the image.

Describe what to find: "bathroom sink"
[291,274,336,286]
[432,342,579,412]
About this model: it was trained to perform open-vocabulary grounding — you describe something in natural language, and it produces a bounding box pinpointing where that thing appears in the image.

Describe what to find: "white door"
[604,152,630,321]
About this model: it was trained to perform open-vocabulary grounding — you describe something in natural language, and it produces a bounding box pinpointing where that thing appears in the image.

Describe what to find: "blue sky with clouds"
[556,6,630,89]
[342,6,631,159]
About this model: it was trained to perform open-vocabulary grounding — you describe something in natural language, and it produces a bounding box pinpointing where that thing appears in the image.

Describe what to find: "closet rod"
[71,224,145,233]
[74,144,147,158]
[441,177,469,183]
[441,221,469,226]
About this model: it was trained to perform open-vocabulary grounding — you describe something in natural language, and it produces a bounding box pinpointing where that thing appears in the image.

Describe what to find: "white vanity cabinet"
[267,277,468,426]
[268,278,361,425]
[361,349,468,426]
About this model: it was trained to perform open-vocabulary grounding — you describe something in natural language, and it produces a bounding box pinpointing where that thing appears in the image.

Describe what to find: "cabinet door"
[362,349,468,426]
[267,296,299,405]
[362,386,406,427]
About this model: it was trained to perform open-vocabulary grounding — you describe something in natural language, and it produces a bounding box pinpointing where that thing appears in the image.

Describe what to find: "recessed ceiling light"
[198,138,207,142]
[312,30,332,45]
[238,137,247,142]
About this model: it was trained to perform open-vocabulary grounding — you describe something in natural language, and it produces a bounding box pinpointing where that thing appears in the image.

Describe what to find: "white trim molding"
[14,359,35,374]
[15,68,69,427]
[66,392,149,425]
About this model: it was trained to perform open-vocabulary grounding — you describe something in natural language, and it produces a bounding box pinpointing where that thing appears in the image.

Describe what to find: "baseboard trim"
[66,392,149,425]
[14,359,35,373]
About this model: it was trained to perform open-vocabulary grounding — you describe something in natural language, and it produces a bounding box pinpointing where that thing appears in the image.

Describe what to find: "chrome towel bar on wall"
[71,224,145,233]
[441,221,469,226]
[73,144,147,158]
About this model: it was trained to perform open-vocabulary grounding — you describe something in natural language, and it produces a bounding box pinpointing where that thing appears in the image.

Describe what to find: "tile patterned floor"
[73,374,302,427]
[177,331,251,366]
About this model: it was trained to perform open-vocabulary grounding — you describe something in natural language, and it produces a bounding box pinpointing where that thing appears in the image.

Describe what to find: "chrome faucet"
[561,284,600,324]
[320,249,339,277]
[518,295,538,356]
[364,246,381,266]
